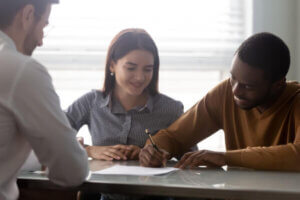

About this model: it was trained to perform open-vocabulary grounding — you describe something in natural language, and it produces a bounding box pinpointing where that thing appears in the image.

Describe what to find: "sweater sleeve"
[225,96,300,171]
[151,81,227,157]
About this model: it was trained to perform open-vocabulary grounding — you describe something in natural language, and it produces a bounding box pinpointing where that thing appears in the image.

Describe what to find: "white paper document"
[93,165,179,176]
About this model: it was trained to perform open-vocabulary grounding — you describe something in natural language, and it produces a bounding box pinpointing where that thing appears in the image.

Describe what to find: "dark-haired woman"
[66,28,184,161]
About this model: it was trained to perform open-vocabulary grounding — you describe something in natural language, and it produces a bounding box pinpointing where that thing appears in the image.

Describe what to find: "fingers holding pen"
[139,144,169,167]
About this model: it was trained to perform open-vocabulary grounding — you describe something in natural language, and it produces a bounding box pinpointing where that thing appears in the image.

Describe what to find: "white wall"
[252,0,299,81]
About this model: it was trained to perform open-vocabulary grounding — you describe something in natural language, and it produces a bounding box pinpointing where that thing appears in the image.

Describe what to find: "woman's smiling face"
[110,49,154,97]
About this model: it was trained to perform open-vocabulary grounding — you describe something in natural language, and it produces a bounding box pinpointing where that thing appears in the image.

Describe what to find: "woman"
[66,28,184,161]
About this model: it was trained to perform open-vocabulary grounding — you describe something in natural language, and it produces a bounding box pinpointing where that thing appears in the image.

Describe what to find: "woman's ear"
[21,4,35,32]
[109,61,116,73]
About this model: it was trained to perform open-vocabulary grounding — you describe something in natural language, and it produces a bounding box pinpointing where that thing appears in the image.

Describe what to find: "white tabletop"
[18,160,300,200]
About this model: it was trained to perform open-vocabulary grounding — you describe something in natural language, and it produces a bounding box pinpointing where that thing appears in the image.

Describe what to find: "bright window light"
[33,0,250,151]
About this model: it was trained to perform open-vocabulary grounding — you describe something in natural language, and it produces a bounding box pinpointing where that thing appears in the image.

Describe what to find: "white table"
[18,160,300,200]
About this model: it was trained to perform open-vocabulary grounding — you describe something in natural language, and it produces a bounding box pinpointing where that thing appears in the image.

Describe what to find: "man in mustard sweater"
[139,32,300,171]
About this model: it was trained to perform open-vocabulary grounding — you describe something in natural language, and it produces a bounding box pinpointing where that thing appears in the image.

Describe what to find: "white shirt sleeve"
[9,59,89,186]
[20,151,41,171]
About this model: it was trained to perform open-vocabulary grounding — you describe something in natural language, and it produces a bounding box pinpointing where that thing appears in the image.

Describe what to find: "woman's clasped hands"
[86,144,141,161]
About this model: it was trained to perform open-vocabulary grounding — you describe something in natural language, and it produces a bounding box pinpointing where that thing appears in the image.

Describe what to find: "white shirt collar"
[0,30,17,52]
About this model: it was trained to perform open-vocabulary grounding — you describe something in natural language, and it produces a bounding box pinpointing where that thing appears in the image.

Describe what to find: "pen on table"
[145,129,161,152]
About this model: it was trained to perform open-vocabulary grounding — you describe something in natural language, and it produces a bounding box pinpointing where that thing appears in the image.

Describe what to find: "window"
[33,0,249,150]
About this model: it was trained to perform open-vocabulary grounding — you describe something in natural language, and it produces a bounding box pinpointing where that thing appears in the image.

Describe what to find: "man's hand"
[77,137,85,147]
[175,150,225,169]
[86,145,131,161]
[139,144,170,167]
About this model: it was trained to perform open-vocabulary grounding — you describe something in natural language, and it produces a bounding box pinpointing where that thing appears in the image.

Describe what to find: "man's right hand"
[86,145,131,161]
[139,144,169,167]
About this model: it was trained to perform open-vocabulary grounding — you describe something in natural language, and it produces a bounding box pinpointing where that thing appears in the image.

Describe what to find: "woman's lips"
[130,82,144,88]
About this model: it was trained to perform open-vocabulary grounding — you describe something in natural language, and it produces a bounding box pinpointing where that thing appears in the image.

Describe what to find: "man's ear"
[21,4,35,32]
[272,77,286,91]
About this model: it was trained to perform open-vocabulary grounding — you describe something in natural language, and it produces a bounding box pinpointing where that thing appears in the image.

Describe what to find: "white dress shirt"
[20,151,41,172]
[0,31,89,200]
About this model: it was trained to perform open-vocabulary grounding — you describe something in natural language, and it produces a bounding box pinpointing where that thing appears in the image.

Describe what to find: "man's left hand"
[175,150,225,169]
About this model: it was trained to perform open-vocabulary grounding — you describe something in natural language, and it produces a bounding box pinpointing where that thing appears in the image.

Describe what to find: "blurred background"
[33,0,300,151]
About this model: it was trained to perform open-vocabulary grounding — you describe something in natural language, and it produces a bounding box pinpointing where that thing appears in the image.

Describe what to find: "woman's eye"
[127,67,135,71]
[144,68,153,72]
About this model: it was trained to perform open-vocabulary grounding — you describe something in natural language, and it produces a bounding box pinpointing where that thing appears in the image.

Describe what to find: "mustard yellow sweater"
[152,79,300,171]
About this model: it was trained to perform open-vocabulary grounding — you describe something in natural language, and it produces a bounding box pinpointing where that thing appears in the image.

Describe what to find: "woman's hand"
[124,145,141,160]
[86,144,141,161]
[86,145,130,161]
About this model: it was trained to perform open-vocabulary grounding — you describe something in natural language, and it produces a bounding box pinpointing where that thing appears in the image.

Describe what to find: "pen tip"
[145,129,149,134]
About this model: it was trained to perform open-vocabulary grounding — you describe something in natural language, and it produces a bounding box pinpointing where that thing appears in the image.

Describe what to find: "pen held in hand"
[145,129,167,167]
[145,129,161,153]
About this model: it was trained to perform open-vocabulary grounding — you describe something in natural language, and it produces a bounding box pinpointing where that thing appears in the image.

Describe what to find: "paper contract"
[93,165,179,176]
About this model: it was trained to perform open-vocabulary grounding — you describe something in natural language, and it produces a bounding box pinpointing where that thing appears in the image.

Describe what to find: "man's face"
[230,54,273,110]
[23,4,51,56]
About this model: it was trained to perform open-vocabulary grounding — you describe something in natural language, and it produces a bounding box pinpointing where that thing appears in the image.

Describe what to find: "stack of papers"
[93,165,178,176]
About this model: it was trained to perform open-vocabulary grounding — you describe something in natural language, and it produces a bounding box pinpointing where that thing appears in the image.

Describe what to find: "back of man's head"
[236,32,290,82]
[0,0,59,30]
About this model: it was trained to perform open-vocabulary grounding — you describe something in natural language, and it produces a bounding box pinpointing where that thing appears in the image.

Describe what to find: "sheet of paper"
[93,165,178,176]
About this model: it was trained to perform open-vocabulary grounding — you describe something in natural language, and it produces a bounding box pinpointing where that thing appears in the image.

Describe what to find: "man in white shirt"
[0,0,89,199]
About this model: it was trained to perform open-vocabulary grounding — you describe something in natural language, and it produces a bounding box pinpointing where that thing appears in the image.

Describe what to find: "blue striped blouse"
[66,90,184,148]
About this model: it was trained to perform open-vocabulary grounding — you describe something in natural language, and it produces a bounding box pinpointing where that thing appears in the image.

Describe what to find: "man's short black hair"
[236,32,290,82]
[0,0,59,30]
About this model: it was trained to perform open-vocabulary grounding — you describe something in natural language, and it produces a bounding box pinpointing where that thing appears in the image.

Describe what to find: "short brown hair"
[0,0,59,30]
[103,28,160,97]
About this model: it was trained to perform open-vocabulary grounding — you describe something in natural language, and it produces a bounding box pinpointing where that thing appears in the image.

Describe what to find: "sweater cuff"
[225,150,243,166]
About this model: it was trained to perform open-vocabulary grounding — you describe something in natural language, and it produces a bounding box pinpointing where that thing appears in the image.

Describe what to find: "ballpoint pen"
[145,129,161,152]
[145,129,166,167]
